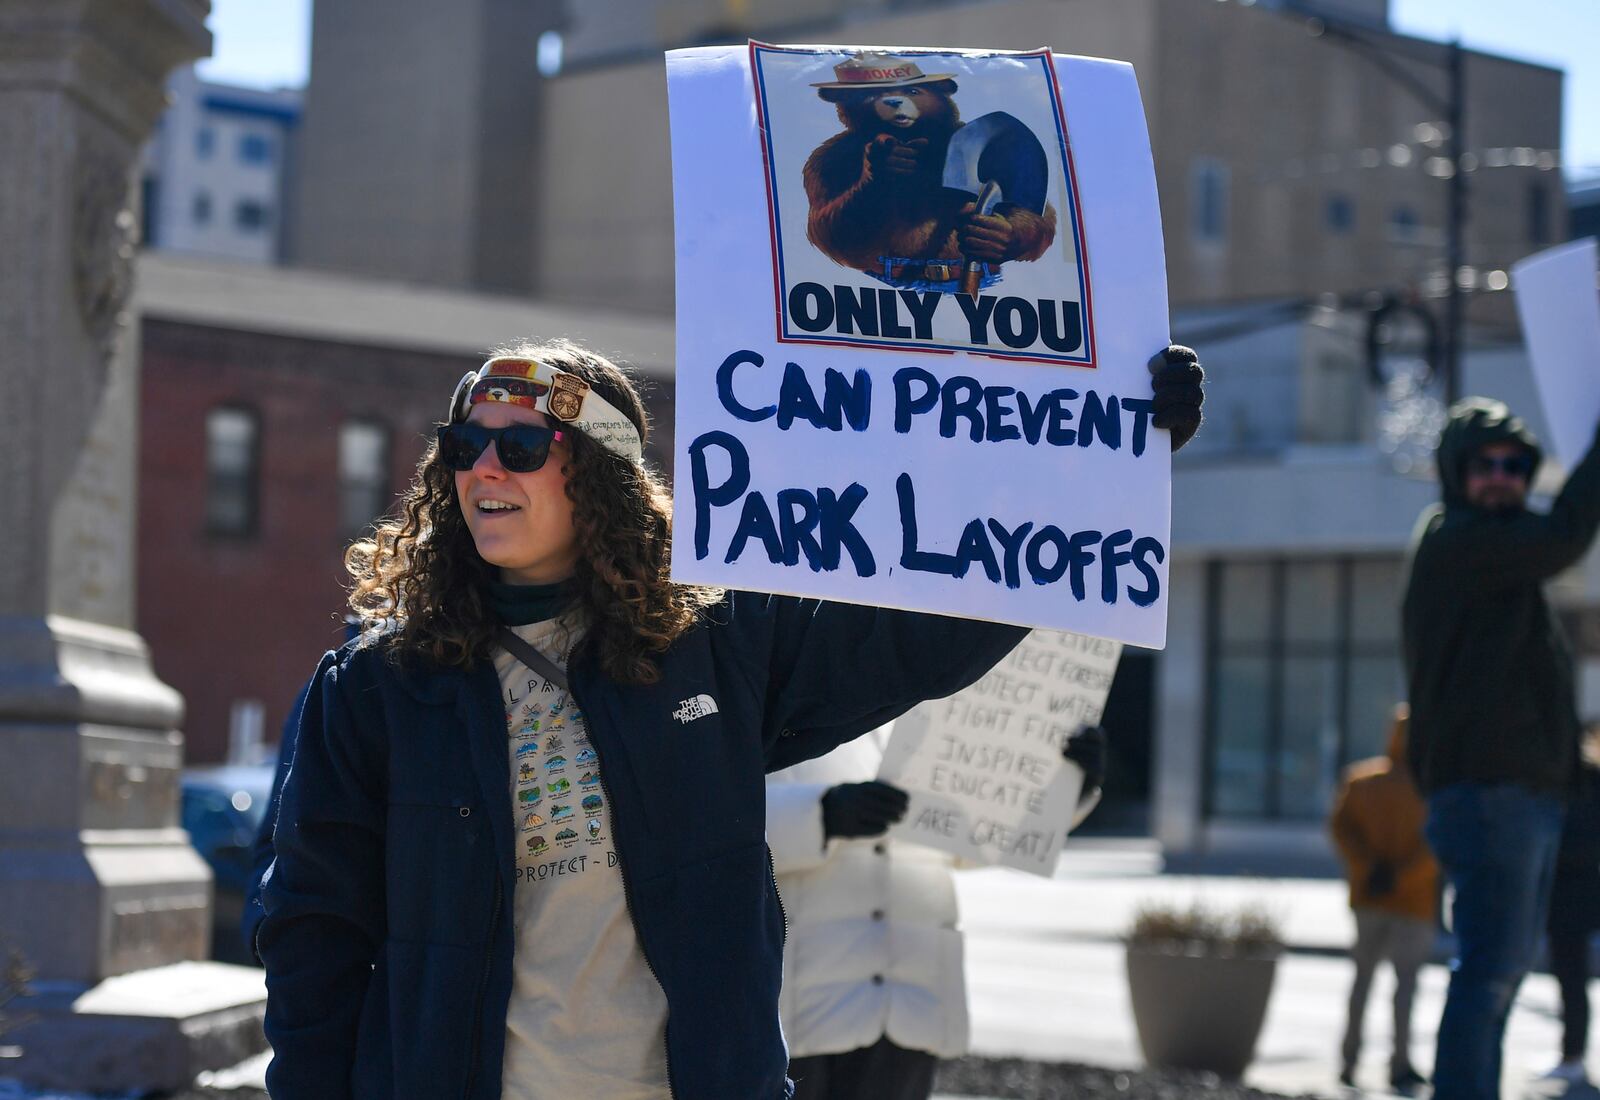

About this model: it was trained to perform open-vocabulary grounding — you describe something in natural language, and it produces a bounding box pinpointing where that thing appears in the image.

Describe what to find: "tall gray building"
[288,0,562,293]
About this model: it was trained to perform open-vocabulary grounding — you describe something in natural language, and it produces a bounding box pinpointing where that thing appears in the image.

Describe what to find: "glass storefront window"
[1347,655,1403,763]
[1285,562,1340,644]
[1206,557,1403,820]
[1279,656,1341,820]
[1211,656,1271,815]
[1350,558,1404,643]
[1219,561,1273,643]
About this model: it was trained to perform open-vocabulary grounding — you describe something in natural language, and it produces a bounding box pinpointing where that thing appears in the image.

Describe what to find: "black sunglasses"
[436,423,564,473]
[1464,453,1533,480]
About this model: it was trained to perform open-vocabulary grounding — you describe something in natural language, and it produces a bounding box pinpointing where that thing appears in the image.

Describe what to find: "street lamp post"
[1442,40,1465,406]
[1287,3,1468,404]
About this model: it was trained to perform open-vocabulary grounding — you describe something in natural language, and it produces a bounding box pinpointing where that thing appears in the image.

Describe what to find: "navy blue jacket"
[242,681,309,962]
[257,592,1026,1099]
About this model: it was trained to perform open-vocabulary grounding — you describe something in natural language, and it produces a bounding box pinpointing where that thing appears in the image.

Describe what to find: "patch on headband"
[452,355,645,464]
[548,373,589,423]
[468,376,551,412]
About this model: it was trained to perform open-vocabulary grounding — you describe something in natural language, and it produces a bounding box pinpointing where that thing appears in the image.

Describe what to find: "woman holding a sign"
[255,339,1203,1099]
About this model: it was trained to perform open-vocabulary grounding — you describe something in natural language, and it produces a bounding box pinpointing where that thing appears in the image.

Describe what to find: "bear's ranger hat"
[448,356,644,464]
[811,51,956,89]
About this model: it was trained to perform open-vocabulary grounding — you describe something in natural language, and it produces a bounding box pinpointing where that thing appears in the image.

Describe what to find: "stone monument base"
[0,0,238,1093]
[5,961,268,1094]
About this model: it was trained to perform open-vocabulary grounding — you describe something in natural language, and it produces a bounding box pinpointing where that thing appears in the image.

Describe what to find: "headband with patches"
[448,356,644,463]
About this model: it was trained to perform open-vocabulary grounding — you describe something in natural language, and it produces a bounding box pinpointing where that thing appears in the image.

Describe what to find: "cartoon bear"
[802,52,1056,292]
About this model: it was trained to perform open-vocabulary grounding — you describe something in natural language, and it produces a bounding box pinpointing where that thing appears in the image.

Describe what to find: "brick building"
[133,254,674,762]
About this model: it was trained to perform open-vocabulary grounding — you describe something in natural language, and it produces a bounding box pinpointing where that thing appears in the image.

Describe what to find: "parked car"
[181,764,276,965]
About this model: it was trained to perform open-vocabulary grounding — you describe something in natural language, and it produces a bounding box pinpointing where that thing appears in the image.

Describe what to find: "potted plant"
[1123,901,1283,1079]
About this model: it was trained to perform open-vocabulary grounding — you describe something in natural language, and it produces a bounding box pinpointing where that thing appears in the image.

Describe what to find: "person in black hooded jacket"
[1403,397,1600,1100]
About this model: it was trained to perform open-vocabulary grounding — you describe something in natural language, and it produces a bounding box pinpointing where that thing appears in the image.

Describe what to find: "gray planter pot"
[1124,946,1279,1079]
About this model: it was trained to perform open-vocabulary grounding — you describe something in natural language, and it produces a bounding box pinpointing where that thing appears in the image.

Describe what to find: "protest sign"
[876,629,1121,876]
[1514,238,1600,470]
[666,44,1172,647]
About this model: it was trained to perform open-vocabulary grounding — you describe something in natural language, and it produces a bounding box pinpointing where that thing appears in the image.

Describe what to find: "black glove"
[1149,345,1204,452]
[1063,725,1107,805]
[821,781,910,840]
[1366,861,1397,897]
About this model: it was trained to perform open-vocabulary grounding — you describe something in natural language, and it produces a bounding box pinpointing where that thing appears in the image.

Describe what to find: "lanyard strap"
[497,626,569,693]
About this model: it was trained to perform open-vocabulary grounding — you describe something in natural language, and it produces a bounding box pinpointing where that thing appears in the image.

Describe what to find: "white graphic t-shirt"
[496,617,671,1099]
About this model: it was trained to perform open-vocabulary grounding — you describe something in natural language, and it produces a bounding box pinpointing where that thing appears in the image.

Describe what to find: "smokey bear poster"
[753,45,1093,364]
[666,44,1173,647]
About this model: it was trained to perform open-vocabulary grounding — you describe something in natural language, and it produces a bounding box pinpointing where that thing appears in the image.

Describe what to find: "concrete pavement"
[956,838,1578,1097]
[109,837,1587,1099]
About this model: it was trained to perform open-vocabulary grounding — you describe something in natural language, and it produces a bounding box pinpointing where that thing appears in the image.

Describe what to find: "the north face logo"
[673,694,719,723]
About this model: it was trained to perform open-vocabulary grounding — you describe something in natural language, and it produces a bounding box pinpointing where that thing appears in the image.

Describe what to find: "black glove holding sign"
[1149,345,1205,452]
[821,781,911,840]
[1063,725,1108,806]
[822,725,1109,842]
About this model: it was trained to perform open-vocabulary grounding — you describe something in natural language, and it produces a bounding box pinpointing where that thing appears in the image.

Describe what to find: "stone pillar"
[0,1,269,1090]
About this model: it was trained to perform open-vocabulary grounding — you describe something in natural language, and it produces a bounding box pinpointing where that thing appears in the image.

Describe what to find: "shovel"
[941,111,1050,296]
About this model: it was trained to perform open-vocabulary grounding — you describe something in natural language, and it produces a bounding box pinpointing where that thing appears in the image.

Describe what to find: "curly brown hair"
[345,339,721,684]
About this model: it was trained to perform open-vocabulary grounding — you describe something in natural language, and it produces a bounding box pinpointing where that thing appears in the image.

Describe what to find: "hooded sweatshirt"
[1402,398,1600,798]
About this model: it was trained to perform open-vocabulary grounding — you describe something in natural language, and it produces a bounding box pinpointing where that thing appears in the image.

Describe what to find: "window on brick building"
[1204,557,1404,821]
[339,420,390,537]
[205,406,260,536]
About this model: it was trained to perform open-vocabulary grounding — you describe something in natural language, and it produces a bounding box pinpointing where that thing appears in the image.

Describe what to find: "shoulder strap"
[497,626,569,693]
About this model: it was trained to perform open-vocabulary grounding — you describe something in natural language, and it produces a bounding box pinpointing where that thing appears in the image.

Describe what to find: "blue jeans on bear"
[1425,782,1564,1100]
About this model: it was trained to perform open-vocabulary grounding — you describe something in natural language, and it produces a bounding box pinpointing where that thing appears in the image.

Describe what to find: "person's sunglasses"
[436,423,564,473]
[1464,453,1534,480]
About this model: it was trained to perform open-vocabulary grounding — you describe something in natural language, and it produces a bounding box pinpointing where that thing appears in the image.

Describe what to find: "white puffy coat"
[766,726,969,1060]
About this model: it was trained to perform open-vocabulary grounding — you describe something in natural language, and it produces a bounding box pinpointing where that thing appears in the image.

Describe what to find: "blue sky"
[197,0,1598,180]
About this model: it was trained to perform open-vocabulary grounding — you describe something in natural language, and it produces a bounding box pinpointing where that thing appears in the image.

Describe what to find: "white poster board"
[666,44,1174,647]
[876,629,1121,876]
[1514,238,1600,469]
